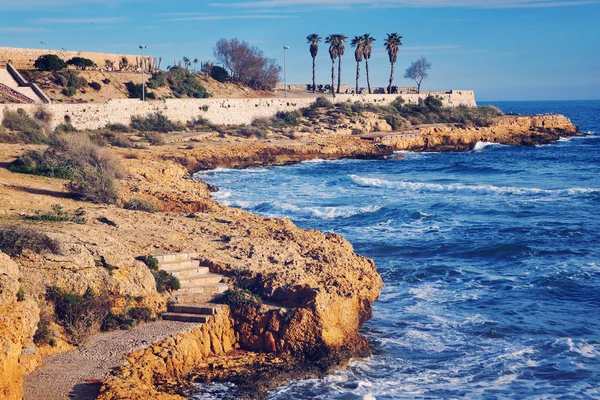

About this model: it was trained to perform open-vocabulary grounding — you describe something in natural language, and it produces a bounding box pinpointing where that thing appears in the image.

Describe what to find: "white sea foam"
[473,141,507,151]
[349,174,600,197]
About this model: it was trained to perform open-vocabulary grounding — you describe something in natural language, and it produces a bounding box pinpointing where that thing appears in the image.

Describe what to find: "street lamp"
[139,44,147,101]
[283,45,290,98]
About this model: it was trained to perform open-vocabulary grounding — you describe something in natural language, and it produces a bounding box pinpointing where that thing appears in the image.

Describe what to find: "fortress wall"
[0,46,144,71]
[0,91,476,130]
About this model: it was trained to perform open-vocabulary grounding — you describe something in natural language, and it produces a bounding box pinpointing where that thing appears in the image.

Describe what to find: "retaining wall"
[0,90,476,130]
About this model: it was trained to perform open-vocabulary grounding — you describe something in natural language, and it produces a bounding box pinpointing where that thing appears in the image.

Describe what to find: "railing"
[0,83,36,104]
[5,63,51,104]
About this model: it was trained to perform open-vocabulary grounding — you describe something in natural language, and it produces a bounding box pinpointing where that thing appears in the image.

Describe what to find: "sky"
[1,0,599,101]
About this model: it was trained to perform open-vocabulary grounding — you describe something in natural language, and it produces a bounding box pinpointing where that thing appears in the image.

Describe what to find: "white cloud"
[209,0,600,8]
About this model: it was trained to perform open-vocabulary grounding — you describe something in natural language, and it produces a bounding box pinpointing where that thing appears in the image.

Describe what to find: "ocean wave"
[273,202,383,220]
[349,174,600,197]
[473,141,508,151]
[194,166,269,176]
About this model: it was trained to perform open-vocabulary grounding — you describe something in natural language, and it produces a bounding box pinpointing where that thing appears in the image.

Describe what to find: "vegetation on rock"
[137,255,181,293]
[23,204,85,224]
[0,225,60,257]
[34,54,67,71]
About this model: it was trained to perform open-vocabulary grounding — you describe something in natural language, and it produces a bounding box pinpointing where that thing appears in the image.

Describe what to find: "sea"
[195,100,600,399]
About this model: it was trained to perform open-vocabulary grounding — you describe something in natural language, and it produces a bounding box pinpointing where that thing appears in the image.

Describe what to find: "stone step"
[159,259,200,272]
[162,312,210,323]
[170,266,210,279]
[154,252,199,264]
[179,273,223,286]
[168,304,219,315]
[171,293,223,304]
[176,283,229,295]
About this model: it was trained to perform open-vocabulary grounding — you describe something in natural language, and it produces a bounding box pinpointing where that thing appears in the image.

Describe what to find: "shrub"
[24,204,85,224]
[125,81,155,100]
[221,289,262,311]
[164,67,210,98]
[54,74,68,87]
[147,71,167,89]
[66,57,96,70]
[102,78,111,85]
[131,113,184,133]
[68,165,119,204]
[55,70,87,90]
[274,110,301,127]
[137,255,180,293]
[54,123,77,134]
[61,87,76,97]
[46,286,110,345]
[0,225,60,257]
[384,114,405,130]
[210,65,230,83]
[1,108,46,143]
[8,149,74,178]
[251,117,271,129]
[105,123,130,133]
[89,81,102,91]
[124,197,157,212]
[34,107,52,123]
[101,307,152,331]
[34,54,67,71]
[16,288,25,302]
[313,96,334,109]
[237,127,268,139]
[33,308,55,346]
[143,131,165,145]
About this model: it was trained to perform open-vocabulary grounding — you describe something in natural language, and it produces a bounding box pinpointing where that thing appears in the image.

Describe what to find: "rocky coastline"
[0,113,580,400]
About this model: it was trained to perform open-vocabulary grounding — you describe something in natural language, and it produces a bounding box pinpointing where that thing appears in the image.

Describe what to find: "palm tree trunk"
[355,61,360,94]
[331,59,336,98]
[337,57,342,94]
[388,61,395,94]
[365,59,371,94]
[312,57,316,93]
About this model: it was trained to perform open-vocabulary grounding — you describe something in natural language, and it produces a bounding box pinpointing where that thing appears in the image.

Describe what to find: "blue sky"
[1,0,598,100]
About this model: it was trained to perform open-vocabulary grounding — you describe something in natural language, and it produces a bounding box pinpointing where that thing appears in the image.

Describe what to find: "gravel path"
[24,320,202,400]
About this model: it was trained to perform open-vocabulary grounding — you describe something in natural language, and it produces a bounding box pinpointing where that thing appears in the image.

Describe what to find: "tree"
[66,57,96,70]
[34,54,66,71]
[336,34,348,94]
[183,56,191,70]
[214,38,282,90]
[404,57,432,94]
[384,33,403,94]
[351,36,364,94]
[193,58,199,73]
[210,65,230,83]
[325,35,339,97]
[362,34,376,94]
[306,34,321,93]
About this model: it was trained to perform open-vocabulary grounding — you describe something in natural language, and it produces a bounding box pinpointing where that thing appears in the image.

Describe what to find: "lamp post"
[139,44,147,101]
[283,45,289,98]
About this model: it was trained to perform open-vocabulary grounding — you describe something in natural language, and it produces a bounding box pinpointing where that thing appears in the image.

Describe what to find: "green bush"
[66,57,96,70]
[165,67,210,98]
[236,127,268,139]
[131,113,184,133]
[68,165,119,204]
[137,255,180,293]
[105,123,130,133]
[124,197,157,212]
[384,114,405,130]
[55,70,87,90]
[33,308,55,346]
[89,81,102,91]
[0,225,60,257]
[61,87,76,97]
[46,286,110,345]
[24,204,85,224]
[210,65,230,83]
[101,307,152,331]
[90,130,133,148]
[142,131,165,146]
[313,97,334,109]
[221,289,262,311]
[8,149,74,178]
[1,108,46,143]
[34,54,67,71]
[102,78,111,85]
[125,81,155,100]
[16,287,25,301]
[274,110,301,127]
[147,71,167,89]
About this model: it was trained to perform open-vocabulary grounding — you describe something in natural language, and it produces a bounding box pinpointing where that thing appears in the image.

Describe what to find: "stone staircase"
[154,252,229,323]
[0,64,51,104]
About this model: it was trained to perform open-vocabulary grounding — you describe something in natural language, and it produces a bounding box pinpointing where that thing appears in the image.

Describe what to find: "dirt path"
[24,320,202,400]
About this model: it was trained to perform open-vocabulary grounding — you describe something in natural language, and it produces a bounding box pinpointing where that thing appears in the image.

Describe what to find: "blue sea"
[196,100,600,399]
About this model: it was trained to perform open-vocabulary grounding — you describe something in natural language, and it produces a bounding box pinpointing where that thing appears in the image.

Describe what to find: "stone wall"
[0,46,145,71]
[0,90,476,130]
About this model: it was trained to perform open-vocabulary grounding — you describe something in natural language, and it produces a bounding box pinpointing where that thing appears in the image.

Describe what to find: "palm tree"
[325,34,339,97]
[193,58,199,73]
[336,34,348,94]
[307,34,322,93]
[362,34,376,94]
[183,56,191,70]
[351,36,364,94]
[384,33,403,94]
